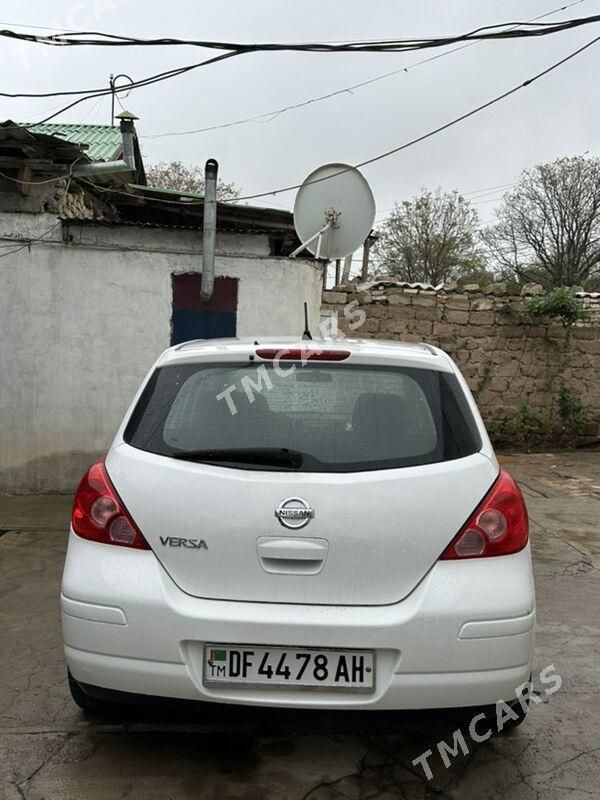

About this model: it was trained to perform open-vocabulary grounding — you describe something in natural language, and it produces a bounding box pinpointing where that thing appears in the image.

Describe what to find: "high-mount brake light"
[441,469,528,560]
[71,459,149,550]
[255,348,350,361]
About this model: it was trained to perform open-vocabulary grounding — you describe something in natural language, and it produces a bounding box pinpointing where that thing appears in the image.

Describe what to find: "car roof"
[157,337,454,372]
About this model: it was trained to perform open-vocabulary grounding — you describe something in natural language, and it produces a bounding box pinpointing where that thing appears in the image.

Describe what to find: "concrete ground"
[1,452,599,800]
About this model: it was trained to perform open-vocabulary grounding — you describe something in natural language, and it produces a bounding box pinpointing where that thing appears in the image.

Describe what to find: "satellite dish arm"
[341,254,352,282]
[290,217,334,259]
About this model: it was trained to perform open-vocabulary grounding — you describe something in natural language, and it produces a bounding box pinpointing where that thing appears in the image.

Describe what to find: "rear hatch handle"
[256,536,328,575]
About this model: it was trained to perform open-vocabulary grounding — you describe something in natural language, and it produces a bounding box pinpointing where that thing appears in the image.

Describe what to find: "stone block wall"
[322,280,600,444]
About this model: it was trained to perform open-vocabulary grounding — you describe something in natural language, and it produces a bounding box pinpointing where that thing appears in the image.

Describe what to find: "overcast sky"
[2,0,599,231]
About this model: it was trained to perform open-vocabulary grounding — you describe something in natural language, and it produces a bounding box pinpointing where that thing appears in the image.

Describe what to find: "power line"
[0,7,584,122]
[372,185,518,223]
[0,20,81,33]
[231,33,600,203]
[0,4,591,135]
[462,182,518,197]
[78,93,105,124]
[69,35,599,214]
[4,8,593,212]
[0,4,585,38]
[0,57,226,100]
[472,195,510,206]
[140,0,587,140]
[0,51,239,128]
[142,49,473,140]
[374,182,519,215]
[0,9,596,107]
[246,180,521,219]
[1,13,598,51]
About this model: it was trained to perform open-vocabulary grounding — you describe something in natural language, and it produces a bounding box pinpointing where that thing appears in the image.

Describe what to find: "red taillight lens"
[71,459,150,550]
[441,469,528,560]
[256,348,350,361]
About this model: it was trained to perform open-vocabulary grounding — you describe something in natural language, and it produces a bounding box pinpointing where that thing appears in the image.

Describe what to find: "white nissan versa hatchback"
[62,337,535,723]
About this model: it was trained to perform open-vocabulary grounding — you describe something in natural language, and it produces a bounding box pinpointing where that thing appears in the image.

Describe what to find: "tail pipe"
[200,158,218,301]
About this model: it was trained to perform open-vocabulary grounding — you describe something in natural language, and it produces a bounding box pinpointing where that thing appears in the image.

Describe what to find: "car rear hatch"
[107,347,496,606]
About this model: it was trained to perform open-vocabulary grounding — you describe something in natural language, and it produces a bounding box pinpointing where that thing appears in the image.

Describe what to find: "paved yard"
[1,452,599,799]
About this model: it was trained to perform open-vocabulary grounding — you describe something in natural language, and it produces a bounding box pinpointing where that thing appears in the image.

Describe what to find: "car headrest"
[351,392,412,433]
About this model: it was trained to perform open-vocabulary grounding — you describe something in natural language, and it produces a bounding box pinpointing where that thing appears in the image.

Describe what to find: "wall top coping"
[325,277,600,301]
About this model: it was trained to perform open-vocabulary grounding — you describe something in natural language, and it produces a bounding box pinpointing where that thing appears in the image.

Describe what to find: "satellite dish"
[292,163,376,260]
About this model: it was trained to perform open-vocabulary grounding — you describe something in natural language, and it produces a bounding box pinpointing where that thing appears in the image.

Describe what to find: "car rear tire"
[68,670,126,720]
[503,698,529,730]
[491,696,529,734]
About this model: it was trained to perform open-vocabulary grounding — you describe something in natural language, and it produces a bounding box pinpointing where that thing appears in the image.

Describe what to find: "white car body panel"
[62,532,535,709]
[61,337,534,710]
[107,445,497,606]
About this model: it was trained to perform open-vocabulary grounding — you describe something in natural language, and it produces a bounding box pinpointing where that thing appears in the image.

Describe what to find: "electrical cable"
[0,51,235,100]
[4,8,593,210]
[142,49,470,139]
[70,34,598,211]
[0,6,595,107]
[0,220,62,257]
[230,33,600,202]
[472,195,512,205]
[1,13,598,51]
[77,177,208,206]
[138,0,588,140]
[0,3,591,138]
[374,183,520,216]
[78,93,105,124]
[0,51,239,129]
[462,182,518,197]
[0,156,85,186]
[0,20,81,33]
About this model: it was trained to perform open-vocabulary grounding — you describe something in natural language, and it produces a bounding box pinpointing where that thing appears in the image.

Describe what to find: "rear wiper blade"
[170,447,304,468]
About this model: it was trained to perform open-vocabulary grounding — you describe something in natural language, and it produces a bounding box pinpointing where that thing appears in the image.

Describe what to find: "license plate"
[203,644,375,692]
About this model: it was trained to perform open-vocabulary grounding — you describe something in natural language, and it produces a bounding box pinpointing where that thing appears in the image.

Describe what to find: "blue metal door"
[171,274,238,345]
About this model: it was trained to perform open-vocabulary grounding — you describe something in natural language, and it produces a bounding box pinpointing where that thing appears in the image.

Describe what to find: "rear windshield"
[124,362,481,472]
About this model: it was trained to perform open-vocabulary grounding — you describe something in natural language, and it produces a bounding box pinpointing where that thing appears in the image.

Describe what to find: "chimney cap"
[116,110,139,121]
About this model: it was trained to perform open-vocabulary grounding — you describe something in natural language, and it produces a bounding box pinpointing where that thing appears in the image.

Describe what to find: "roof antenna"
[302,302,313,340]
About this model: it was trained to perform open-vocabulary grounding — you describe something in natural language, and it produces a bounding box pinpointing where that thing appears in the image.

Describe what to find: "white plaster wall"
[0,215,322,492]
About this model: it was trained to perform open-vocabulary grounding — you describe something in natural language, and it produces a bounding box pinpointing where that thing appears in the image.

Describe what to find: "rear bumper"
[62,532,535,710]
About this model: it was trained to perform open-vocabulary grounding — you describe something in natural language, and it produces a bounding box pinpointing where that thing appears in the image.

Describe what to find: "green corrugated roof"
[27,123,122,162]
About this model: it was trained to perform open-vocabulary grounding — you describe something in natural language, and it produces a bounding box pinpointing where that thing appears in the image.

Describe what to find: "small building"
[0,119,321,492]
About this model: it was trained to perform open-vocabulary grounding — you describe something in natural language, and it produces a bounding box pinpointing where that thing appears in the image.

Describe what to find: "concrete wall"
[322,280,600,444]
[0,213,322,493]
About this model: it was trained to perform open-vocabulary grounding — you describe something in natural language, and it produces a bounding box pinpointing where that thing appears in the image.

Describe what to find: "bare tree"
[374,189,487,285]
[146,161,240,201]
[482,156,600,288]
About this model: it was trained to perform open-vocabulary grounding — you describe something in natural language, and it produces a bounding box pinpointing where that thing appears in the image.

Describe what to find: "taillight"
[441,469,528,560]
[71,459,149,550]
[256,348,350,361]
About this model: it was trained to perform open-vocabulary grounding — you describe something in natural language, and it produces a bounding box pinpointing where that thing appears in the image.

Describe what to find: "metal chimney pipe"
[200,158,218,301]
[117,111,138,172]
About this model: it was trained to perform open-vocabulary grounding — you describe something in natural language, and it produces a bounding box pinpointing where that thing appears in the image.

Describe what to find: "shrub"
[556,381,587,448]
[524,287,587,328]
[509,404,551,452]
